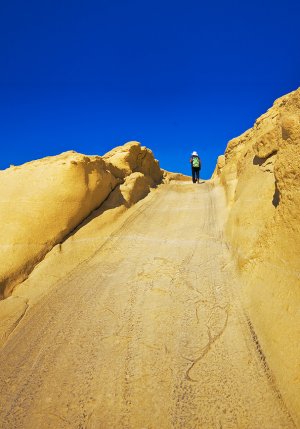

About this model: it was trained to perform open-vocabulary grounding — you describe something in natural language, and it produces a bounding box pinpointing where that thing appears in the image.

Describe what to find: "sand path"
[0,182,295,428]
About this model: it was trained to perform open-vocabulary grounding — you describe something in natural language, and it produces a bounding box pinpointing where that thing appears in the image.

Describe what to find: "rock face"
[0,141,163,299]
[102,141,162,183]
[213,87,300,423]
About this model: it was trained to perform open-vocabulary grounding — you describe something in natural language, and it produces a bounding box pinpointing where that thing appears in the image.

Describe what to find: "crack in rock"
[184,304,230,382]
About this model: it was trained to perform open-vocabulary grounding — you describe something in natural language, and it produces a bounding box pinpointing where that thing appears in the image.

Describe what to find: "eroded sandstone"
[0,142,163,300]
[213,87,300,425]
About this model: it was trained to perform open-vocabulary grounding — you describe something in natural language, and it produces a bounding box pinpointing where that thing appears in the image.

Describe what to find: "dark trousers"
[192,167,200,183]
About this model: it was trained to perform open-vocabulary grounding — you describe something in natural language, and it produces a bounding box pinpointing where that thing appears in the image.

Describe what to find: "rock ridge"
[212,87,300,425]
[0,141,163,300]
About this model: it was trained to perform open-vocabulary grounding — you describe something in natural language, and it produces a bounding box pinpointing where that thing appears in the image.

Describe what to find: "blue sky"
[1,0,299,179]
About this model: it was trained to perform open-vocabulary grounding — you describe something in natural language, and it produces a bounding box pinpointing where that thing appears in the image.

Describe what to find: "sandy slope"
[0,182,295,429]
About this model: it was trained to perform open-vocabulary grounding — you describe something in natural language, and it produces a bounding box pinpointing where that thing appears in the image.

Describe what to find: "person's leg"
[196,168,199,183]
[192,167,196,183]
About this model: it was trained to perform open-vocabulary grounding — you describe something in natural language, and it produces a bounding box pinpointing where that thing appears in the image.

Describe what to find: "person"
[190,151,201,183]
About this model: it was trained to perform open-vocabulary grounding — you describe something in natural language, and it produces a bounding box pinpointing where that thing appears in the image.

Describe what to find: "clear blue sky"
[1,0,299,179]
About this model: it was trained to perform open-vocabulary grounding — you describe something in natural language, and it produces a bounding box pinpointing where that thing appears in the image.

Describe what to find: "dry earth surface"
[0,181,296,429]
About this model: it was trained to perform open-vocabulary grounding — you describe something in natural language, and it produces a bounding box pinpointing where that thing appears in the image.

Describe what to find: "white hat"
[192,151,198,156]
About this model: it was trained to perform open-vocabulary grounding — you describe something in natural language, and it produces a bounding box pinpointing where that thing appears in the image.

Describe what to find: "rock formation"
[0,141,162,300]
[212,87,300,423]
[0,91,299,426]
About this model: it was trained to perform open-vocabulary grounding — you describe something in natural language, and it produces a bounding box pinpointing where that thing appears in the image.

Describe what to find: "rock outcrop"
[0,141,163,300]
[102,141,162,183]
[162,170,191,183]
[213,87,300,424]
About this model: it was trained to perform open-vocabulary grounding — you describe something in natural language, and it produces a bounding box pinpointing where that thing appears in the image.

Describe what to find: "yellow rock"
[102,140,162,183]
[213,87,300,423]
[162,169,191,182]
[0,151,119,298]
[0,142,163,299]
[0,296,28,347]
[0,102,299,426]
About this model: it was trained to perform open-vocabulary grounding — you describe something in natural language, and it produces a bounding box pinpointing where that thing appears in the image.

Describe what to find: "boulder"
[0,151,119,298]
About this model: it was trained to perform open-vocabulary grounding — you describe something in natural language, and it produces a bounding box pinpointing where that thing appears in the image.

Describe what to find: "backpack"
[192,156,200,168]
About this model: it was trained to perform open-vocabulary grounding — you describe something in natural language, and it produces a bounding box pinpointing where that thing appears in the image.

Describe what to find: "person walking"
[190,151,201,183]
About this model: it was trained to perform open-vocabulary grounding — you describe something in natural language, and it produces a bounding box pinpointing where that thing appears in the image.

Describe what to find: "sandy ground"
[0,182,295,429]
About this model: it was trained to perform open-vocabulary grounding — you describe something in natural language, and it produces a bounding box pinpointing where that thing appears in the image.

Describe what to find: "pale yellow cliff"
[213,87,300,424]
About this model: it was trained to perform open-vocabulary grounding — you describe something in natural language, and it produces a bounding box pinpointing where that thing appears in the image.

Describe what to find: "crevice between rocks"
[252,150,277,167]
[1,299,29,346]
